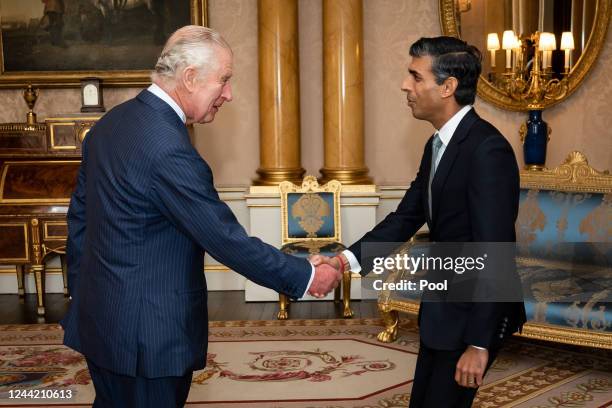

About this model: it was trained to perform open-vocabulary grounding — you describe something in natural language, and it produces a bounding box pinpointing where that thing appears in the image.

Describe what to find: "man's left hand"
[455,346,488,388]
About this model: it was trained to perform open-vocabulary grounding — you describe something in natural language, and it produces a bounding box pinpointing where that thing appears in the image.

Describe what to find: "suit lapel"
[136,90,189,138]
[430,109,479,223]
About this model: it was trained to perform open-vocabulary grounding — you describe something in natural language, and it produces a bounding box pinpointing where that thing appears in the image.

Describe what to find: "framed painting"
[0,0,208,88]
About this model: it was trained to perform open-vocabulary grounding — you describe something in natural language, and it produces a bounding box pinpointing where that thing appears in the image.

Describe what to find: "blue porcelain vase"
[523,110,548,169]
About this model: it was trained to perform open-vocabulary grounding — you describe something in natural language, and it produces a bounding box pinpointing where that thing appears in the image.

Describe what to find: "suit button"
[504,317,509,322]
[499,334,504,339]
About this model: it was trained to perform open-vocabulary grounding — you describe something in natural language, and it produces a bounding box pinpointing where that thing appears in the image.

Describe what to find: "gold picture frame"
[0,0,208,88]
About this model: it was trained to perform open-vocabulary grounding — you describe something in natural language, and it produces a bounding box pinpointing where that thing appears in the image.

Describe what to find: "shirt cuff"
[302,262,316,298]
[470,345,488,351]
[342,250,361,274]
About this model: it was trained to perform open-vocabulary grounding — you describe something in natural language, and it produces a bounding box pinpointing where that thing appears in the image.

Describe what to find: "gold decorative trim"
[280,176,342,245]
[0,266,63,275]
[520,151,611,193]
[252,168,306,186]
[439,0,612,111]
[48,122,77,150]
[204,265,230,272]
[45,116,103,122]
[378,299,612,349]
[0,160,80,204]
[519,323,612,349]
[319,168,373,185]
[0,223,29,263]
[249,184,377,195]
[43,221,68,240]
[0,123,46,132]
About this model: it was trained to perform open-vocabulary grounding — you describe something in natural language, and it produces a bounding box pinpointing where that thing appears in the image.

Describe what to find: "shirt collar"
[147,83,187,124]
[435,105,472,146]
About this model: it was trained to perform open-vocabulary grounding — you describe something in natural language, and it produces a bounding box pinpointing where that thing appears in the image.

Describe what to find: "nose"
[222,82,233,102]
[401,75,411,93]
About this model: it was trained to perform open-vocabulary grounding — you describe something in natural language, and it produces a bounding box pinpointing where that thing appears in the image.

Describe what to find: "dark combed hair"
[409,36,482,106]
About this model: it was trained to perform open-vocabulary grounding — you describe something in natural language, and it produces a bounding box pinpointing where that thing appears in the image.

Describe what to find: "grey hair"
[151,26,232,87]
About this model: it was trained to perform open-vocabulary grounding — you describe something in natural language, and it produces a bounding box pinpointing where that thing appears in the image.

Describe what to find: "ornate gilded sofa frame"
[377,152,611,349]
[277,176,353,319]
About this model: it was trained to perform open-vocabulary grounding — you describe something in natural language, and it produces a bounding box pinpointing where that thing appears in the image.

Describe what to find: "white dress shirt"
[147,83,187,124]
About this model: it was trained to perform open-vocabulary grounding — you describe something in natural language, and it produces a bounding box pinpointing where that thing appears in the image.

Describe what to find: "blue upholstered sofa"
[515,151,610,348]
[376,151,611,349]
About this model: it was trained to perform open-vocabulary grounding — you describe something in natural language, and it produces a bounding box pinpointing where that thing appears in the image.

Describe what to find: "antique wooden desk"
[0,115,99,316]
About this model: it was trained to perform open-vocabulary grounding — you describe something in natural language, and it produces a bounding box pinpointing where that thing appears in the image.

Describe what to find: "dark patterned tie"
[428,133,443,219]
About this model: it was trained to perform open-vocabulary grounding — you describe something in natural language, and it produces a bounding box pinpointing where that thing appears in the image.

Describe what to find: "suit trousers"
[86,359,193,408]
[408,342,498,408]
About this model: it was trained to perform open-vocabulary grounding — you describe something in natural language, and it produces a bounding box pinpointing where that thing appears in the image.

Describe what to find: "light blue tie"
[428,133,443,219]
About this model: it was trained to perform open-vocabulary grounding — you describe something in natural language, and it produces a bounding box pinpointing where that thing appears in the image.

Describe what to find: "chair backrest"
[517,151,611,262]
[279,176,341,245]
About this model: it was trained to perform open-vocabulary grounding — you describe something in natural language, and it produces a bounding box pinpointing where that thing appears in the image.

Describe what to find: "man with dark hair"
[312,36,525,407]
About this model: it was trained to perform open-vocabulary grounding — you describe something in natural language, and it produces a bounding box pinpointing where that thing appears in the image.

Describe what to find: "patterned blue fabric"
[516,188,611,333]
[516,189,610,263]
[287,192,336,239]
[518,259,611,332]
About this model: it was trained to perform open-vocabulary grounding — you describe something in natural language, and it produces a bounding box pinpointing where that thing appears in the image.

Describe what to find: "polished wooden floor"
[0,292,380,324]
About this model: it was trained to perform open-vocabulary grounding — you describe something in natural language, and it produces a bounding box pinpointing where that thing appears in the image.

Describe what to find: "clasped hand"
[307,254,345,298]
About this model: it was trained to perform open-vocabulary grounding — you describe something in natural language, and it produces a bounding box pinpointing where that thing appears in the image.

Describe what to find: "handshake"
[306,254,348,298]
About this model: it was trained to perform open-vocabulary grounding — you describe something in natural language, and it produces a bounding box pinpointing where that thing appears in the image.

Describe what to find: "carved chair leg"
[32,264,46,316]
[15,265,26,298]
[60,255,69,297]
[277,293,289,320]
[377,304,399,343]
[342,270,353,318]
[334,285,341,303]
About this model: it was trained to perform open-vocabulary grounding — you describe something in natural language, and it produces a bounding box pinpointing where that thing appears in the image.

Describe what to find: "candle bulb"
[487,33,500,68]
[561,31,575,70]
[502,30,515,70]
[539,33,555,70]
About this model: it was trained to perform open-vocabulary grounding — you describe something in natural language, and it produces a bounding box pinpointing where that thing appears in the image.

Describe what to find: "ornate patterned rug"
[0,318,610,407]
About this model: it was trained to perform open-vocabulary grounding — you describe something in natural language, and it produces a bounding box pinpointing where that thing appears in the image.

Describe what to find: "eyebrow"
[408,69,422,78]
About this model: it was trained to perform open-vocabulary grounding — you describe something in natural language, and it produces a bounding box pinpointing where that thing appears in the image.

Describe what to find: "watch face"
[83,84,98,106]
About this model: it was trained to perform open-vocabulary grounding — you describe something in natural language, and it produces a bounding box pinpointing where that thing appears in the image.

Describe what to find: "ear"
[181,65,199,93]
[440,77,458,99]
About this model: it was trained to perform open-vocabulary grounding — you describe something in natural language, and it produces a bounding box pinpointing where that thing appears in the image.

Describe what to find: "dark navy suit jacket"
[349,108,526,351]
[61,90,311,378]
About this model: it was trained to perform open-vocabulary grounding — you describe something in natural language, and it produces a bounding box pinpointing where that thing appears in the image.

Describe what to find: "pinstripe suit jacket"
[61,90,311,378]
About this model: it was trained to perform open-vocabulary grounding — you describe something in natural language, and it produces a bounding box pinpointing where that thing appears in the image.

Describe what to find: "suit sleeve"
[149,145,312,299]
[66,137,88,298]
[462,134,520,348]
[348,142,429,275]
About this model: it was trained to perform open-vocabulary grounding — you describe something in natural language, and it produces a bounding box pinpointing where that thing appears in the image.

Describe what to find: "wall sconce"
[485,30,575,170]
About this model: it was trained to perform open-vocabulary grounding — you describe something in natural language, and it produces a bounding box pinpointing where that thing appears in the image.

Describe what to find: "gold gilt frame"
[439,0,612,112]
[279,175,342,246]
[0,1,207,88]
[377,151,612,349]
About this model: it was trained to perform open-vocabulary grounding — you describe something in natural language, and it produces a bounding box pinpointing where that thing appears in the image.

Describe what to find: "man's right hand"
[307,263,342,298]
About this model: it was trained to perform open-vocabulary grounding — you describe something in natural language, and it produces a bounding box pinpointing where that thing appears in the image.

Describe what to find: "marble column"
[320,0,372,185]
[254,0,305,186]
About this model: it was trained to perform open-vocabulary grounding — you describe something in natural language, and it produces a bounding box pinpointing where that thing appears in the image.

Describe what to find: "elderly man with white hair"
[61,26,342,407]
